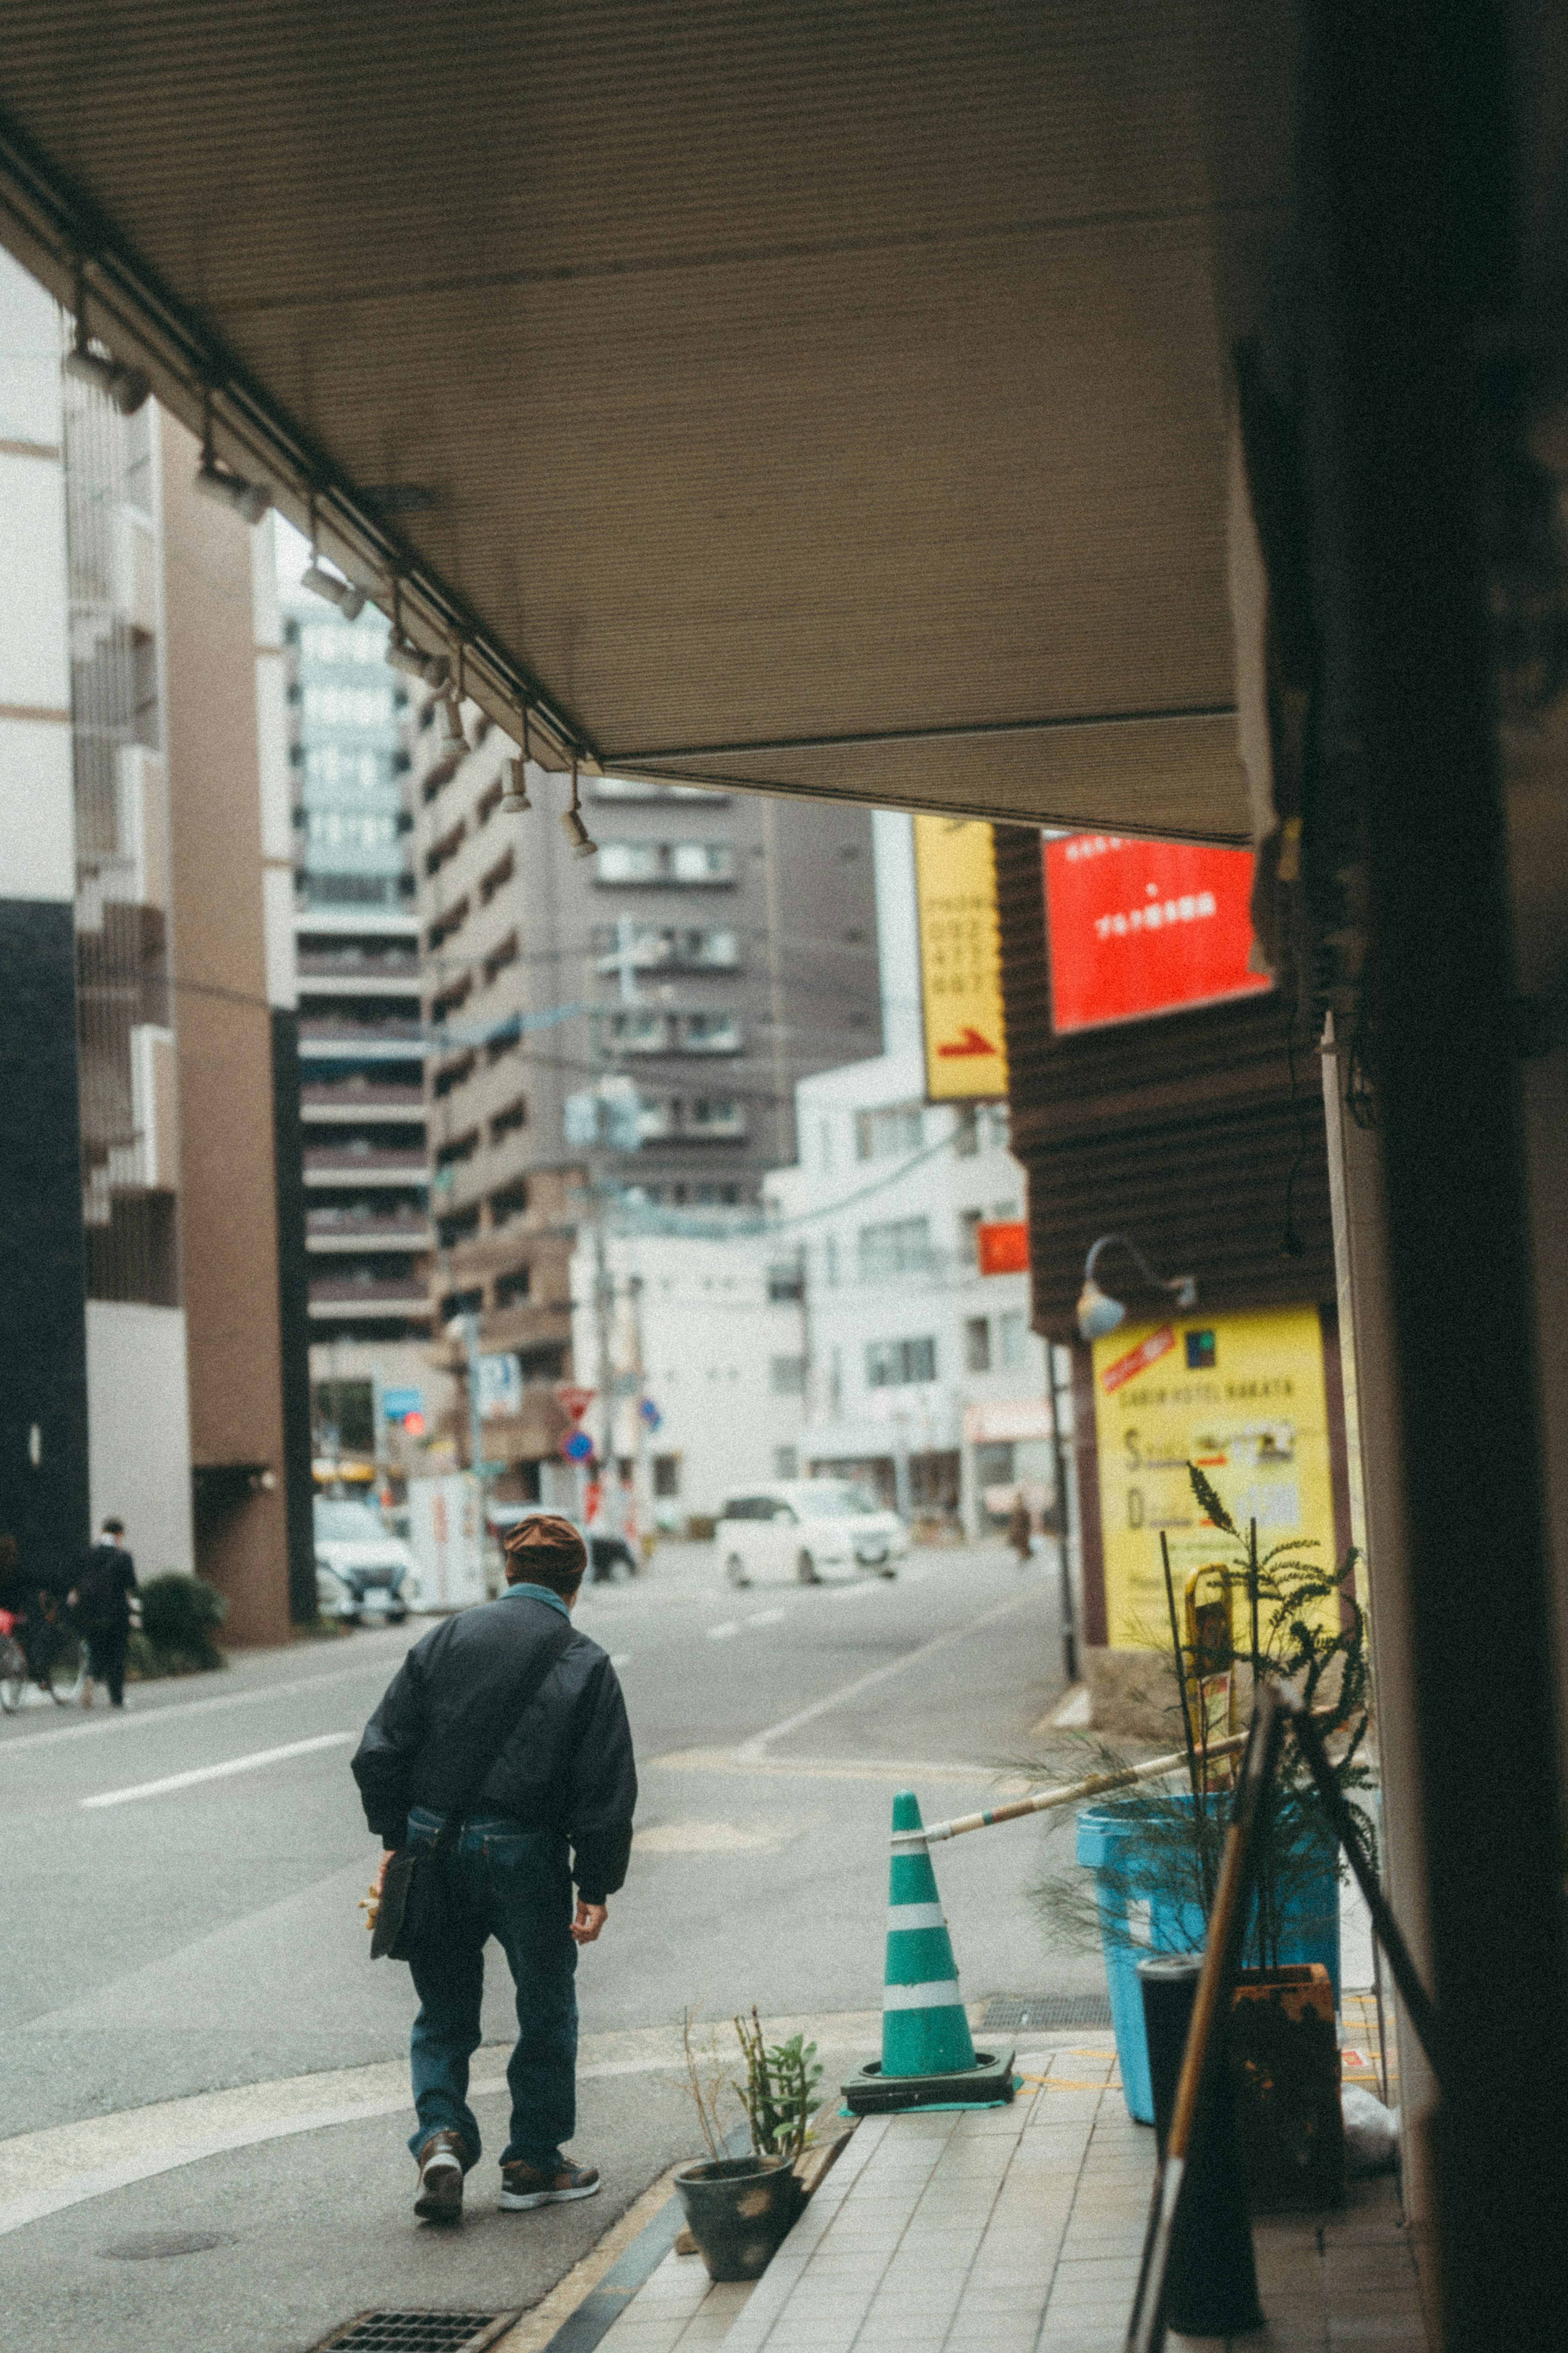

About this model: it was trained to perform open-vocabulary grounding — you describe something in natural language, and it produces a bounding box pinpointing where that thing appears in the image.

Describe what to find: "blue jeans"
[404,1810,578,2171]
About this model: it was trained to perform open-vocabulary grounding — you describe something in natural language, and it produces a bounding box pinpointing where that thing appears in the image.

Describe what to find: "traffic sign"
[561,1426,595,1463]
[639,1397,663,1431]
[556,1385,596,1422]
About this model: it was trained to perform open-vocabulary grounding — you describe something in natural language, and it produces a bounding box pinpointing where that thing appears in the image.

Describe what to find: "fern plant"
[1033,1463,1376,1973]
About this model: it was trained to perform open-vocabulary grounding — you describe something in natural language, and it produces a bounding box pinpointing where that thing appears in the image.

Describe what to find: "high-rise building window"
[866,1335,937,1387]
[999,1311,1029,1369]
[858,1216,933,1280]
[854,1102,924,1161]
[965,1316,992,1372]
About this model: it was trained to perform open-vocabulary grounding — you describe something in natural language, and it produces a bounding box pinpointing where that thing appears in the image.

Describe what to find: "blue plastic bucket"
[1076,1797,1341,2124]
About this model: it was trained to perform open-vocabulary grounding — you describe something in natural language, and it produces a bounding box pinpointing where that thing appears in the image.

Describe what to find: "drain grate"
[980,1993,1114,2031]
[312,2316,518,2353]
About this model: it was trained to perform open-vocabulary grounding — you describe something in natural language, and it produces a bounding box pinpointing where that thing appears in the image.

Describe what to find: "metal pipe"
[889,1714,1332,1847]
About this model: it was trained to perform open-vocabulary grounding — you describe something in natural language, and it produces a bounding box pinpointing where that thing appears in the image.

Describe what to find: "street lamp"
[1076,1235,1197,1340]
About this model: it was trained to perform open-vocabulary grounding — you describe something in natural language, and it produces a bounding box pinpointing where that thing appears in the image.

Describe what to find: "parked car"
[489,1505,639,1585]
[313,1496,414,1623]
[715,1480,907,1587]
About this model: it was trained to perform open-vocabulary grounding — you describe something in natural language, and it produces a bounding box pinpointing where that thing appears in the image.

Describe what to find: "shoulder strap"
[437,1608,577,1843]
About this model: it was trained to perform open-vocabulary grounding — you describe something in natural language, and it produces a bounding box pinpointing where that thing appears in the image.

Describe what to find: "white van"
[715,1480,907,1588]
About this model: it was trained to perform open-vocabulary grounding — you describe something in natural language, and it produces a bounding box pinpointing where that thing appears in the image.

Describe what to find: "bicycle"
[0,1619,26,1713]
[0,1603,86,1710]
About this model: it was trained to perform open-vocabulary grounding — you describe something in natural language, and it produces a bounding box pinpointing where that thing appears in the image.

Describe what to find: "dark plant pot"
[673,2154,801,2282]
[1229,1963,1346,2212]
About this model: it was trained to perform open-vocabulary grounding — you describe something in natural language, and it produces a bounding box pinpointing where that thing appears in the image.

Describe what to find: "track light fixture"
[560,758,597,858]
[383,581,449,688]
[194,393,270,524]
[64,266,151,415]
[437,647,470,755]
[300,503,367,619]
[301,560,367,619]
[498,707,534,812]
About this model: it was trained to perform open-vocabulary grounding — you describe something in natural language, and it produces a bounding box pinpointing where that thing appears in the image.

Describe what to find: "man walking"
[69,1517,139,1709]
[352,1514,636,2224]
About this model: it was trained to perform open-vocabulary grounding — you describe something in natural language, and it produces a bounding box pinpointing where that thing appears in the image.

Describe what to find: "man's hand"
[571,1900,608,1946]
[375,1850,391,1896]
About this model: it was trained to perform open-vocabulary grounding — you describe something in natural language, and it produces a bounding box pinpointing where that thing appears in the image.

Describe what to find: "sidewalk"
[589,2033,1429,2353]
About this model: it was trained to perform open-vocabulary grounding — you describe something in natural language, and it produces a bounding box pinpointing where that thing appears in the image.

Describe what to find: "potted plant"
[1038,1464,1376,2208]
[674,2009,824,2280]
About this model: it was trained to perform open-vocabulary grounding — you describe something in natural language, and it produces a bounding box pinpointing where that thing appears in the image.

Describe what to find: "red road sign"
[556,1385,595,1422]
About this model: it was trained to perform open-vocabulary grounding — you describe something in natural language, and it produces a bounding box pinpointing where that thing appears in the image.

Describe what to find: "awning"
[0,3,1294,838]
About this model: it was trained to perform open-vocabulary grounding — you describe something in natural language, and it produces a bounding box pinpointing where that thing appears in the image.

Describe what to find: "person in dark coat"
[69,1518,139,1709]
[352,1513,637,2224]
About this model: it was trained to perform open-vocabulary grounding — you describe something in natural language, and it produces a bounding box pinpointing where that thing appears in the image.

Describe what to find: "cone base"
[840,2048,1017,2115]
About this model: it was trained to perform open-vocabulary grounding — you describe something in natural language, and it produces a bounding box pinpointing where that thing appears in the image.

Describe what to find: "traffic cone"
[841,1791,1015,2113]
[883,1789,978,2075]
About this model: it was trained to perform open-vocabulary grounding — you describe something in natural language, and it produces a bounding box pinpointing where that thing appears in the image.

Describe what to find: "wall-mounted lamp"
[1076,1234,1196,1341]
[560,757,597,858]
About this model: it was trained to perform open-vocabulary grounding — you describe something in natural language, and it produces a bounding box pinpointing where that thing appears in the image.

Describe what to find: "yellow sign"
[1090,1305,1334,1650]
[913,814,1008,1100]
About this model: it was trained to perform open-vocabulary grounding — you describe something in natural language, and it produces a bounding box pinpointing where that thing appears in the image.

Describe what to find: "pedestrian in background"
[69,1517,139,1709]
[352,1513,637,2225]
[1007,1491,1034,1565]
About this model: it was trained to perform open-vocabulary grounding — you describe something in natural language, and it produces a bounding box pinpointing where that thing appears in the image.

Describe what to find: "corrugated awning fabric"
[0,1,1294,837]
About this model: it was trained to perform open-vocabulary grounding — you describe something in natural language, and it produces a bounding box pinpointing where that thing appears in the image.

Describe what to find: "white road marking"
[80,1731,353,1809]
[735,1589,1036,1764]
[0,1645,410,1753]
[706,1621,740,1641]
[747,1609,786,1628]
[0,2018,893,2238]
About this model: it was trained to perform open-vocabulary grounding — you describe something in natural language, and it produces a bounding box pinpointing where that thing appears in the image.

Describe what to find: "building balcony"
[301,1084,425,1115]
[294,964,421,993]
[637,1097,749,1142]
[306,1226,432,1255]
[308,1278,432,1318]
[307,1202,430,1236]
[298,1021,424,1058]
[303,1148,428,1183]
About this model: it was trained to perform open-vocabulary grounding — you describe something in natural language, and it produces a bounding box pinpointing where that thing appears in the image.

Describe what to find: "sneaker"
[414,2129,468,2222]
[498,2157,601,2211]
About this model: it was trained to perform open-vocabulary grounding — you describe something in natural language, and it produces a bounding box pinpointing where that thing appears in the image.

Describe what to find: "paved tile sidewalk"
[596,2039,1429,2353]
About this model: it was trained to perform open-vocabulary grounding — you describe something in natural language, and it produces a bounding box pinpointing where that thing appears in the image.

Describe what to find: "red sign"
[1100,1325,1176,1395]
[555,1385,595,1423]
[1043,836,1269,1033]
[976,1220,1030,1276]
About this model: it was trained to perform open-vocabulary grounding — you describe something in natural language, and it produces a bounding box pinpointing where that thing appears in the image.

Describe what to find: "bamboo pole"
[892,1710,1336,1846]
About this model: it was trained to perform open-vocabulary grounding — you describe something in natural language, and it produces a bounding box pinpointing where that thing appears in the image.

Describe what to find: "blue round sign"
[561,1427,595,1463]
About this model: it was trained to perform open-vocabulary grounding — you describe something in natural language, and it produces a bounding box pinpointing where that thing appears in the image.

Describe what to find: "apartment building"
[412,716,881,1492]
[0,253,297,1637]
[764,1051,1054,1536]
[280,560,440,1465]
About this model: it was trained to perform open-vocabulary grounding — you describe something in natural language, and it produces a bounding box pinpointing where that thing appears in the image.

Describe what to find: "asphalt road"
[0,1540,1096,2352]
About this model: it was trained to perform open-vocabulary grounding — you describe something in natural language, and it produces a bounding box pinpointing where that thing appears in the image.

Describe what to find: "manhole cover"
[980,1993,1114,2030]
[99,2231,230,2260]
[312,2316,518,2353]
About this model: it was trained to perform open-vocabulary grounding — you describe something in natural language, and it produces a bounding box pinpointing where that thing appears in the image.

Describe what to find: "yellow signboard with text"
[1090,1305,1335,1650]
[913,815,1008,1100]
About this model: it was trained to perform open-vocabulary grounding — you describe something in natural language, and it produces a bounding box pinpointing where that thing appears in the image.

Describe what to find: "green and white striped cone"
[882,1789,978,2077]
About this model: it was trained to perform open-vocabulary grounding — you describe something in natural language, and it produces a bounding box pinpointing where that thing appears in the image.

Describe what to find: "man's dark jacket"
[351,1594,636,1903]
[74,1541,138,1632]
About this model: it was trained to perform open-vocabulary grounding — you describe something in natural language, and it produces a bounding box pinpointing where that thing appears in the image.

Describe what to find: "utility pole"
[1048,1342,1080,1686]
